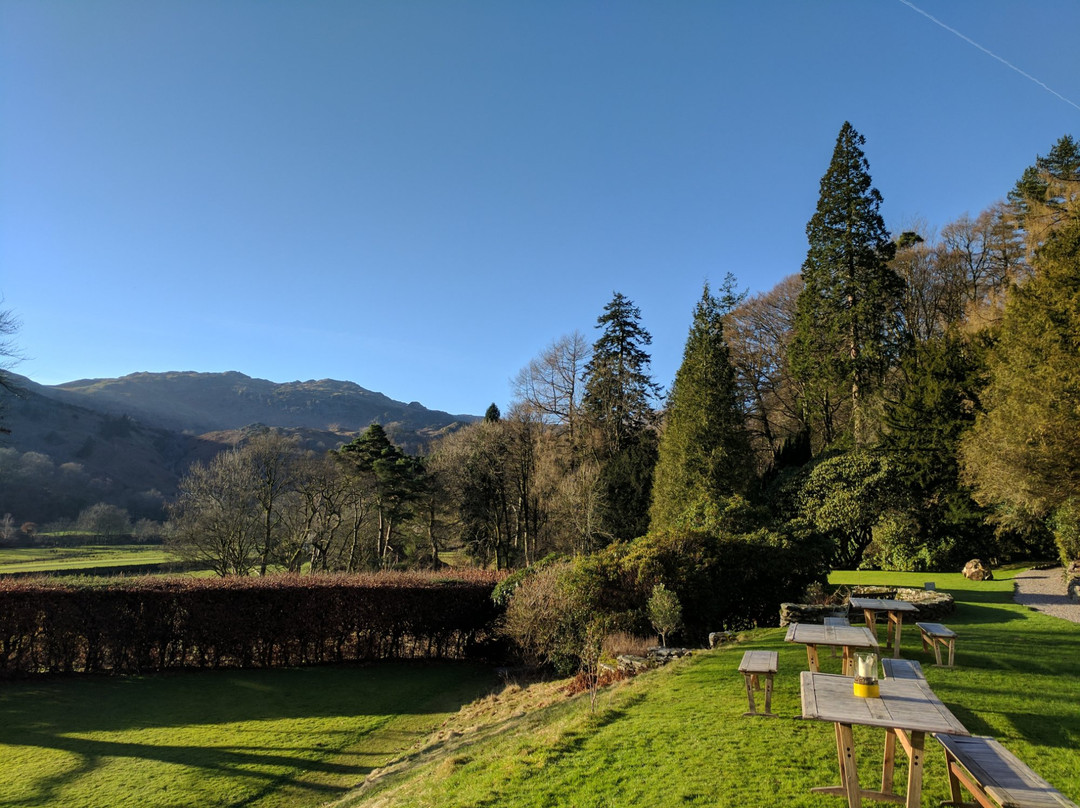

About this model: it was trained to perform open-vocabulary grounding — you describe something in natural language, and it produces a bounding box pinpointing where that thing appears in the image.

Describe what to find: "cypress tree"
[790,122,903,448]
[650,280,754,532]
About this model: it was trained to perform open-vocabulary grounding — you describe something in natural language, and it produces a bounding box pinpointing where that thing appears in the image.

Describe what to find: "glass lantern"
[852,650,880,698]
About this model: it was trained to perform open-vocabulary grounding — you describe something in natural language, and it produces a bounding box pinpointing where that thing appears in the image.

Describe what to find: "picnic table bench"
[937,734,1078,808]
[916,621,957,667]
[881,657,925,680]
[738,650,777,717]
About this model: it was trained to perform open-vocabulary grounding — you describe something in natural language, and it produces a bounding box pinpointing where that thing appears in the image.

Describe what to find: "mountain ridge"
[0,370,479,525]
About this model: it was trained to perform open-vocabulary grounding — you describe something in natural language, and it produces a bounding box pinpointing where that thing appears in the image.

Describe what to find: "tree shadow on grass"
[6,730,369,808]
[0,661,499,808]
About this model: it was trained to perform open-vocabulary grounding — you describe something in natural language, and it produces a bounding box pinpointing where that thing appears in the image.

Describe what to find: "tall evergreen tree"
[650,280,754,532]
[581,292,661,541]
[790,122,903,447]
[582,292,662,455]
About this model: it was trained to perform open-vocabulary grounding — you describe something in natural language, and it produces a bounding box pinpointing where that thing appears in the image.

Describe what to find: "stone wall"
[780,587,955,626]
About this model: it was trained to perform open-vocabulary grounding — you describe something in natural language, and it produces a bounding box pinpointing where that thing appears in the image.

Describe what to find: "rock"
[1066,560,1080,580]
[708,631,737,648]
[963,558,994,581]
[647,647,691,664]
[779,603,849,627]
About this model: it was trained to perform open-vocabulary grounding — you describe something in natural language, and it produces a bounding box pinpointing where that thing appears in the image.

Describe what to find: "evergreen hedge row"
[0,571,503,678]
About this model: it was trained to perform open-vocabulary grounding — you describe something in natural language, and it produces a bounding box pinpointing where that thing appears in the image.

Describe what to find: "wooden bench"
[916,621,957,667]
[936,734,1079,808]
[823,616,850,657]
[738,650,778,717]
[881,657,925,680]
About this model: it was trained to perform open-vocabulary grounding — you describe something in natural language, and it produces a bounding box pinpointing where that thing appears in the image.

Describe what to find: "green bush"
[1050,499,1080,566]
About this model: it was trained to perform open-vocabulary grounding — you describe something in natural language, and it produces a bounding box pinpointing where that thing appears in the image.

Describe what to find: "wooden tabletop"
[848,597,919,613]
[785,622,879,649]
[800,671,969,735]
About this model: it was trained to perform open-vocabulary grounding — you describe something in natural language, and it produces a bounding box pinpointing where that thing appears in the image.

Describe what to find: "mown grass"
[0,544,179,574]
[0,662,497,808]
[3,568,1077,807]
[335,567,1080,807]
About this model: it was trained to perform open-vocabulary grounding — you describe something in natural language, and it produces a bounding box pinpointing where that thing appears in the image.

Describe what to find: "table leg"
[881,728,897,794]
[905,730,926,808]
[837,722,861,807]
[863,608,877,638]
[890,613,903,658]
[806,643,820,672]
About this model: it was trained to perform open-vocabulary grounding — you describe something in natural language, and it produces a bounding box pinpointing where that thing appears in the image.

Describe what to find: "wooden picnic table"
[849,597,919,658]
[785,622,879,676]
[800,670,969,808]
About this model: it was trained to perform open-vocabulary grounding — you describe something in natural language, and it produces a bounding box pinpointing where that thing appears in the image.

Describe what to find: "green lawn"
[0,544,180,574]
[337,567,1080,807]
[0,662,497,808]
[2,568,1077,808]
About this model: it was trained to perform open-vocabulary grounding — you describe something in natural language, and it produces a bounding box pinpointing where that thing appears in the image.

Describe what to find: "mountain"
[43,371,476,438]
[0,371,478,525]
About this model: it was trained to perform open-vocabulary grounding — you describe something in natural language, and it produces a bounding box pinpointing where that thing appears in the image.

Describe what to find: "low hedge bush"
[0,570,503,678]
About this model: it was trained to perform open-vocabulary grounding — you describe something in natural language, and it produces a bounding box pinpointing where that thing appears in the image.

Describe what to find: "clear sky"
[2,1,1078,417]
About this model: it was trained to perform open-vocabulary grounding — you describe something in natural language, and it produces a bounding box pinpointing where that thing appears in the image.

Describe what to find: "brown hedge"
[0,570,503,677]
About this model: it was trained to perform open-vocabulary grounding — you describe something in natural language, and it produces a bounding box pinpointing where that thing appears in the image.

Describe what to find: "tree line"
[165,124,1079,579]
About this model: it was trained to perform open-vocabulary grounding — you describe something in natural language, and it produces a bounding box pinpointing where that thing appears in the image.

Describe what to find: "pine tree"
[581,291,662,541]
[650,280,754,532]
[790,122,903,448]
[582,292,661,455]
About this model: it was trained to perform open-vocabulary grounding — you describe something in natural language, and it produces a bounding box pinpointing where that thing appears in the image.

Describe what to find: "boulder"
[779,603,849,627]
[962,558,994,581]
[1066,560,1080,580]
[708,631,737,648]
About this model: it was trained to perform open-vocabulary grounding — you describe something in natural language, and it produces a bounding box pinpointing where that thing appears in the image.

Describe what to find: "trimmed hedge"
[0,571,503,678]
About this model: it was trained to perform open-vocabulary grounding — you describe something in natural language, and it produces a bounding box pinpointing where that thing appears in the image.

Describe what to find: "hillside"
[0,372,478,525]
[42,371,476,437]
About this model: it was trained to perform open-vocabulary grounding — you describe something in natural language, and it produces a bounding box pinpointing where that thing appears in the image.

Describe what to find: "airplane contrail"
[897,0,1080,113]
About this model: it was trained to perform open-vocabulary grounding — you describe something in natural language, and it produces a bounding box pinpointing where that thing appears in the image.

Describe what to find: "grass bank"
[0,662,497,808]
[335,567,1079,807]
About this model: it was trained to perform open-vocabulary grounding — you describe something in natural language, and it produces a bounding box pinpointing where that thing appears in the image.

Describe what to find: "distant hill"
[0,372,478,525]
[43,371,476,438]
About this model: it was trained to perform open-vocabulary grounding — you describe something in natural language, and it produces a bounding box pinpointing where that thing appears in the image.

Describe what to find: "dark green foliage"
[791,122,903,447]
[779,449,905,569]
[484,403,501,423]
[581,292,662,542]
[582,291,662,455]
[338,423,425,565]
[501,525,828,668]
[0,571,503,677]
[875,334,991,569]
[650,281,754,532]
[597,429,658,542]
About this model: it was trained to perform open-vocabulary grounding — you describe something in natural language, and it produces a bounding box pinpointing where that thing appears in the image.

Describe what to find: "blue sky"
[2,1,1078,417]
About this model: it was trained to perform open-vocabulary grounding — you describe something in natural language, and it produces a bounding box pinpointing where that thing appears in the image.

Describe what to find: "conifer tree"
[650,280,754,532]
[581,291,661,541]
[790,122,903,447]
[582,292,661,455]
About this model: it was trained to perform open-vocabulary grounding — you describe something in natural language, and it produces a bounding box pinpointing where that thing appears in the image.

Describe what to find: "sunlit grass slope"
[336,567,1080,808]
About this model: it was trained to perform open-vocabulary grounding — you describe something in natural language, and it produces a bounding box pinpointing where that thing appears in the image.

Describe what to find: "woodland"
[2,124,1079,658]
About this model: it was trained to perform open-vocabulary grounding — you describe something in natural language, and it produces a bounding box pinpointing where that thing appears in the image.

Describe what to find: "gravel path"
[1012,567,1080,623]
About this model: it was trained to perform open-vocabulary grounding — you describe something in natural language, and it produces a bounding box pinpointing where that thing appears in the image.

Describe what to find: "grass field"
[0,662,497,808]
[2,568,1077,807]
[0,544,180,575]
